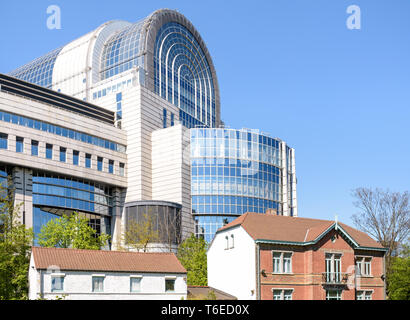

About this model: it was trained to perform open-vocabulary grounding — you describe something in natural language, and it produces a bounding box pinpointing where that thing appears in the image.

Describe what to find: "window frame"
[130,276,142,293]
[59,147,66,162]
[356,290,373,300]
[92,275,105,293]
[272,288,294,300]
[165,277,176,293]
[325,252,343,283]
[271,250,293,274]
[73,150,79,166]
[326,289,342,300]
[97,157,103,171]
[45,143,53,159]
[16,136,24,153]
[51,274,65,293]
[31,140,39,156]
[85,153,92,168]
[0,133,7,149]
[355,256,372,277]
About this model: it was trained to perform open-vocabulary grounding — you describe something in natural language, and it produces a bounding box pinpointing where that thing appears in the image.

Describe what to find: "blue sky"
[1,0,409,228]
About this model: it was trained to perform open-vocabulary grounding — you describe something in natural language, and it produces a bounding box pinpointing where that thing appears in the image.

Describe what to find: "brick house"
[207,212,387,300]
[29,247,187,300]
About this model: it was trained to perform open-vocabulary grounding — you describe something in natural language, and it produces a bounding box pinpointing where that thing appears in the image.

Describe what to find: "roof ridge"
[32,246,175,255]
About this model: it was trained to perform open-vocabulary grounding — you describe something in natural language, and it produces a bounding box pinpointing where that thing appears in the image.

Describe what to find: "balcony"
[322,272,350,286]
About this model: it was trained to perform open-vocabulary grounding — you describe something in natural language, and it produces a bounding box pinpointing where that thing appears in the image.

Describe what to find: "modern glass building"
[2,9,297,248]
[9,10,220,129]
[191,128,297,242]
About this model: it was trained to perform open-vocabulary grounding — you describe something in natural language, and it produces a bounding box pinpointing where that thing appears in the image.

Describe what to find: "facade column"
[280,141,288,216]
[111,187,126,250]
[11,167,33,228]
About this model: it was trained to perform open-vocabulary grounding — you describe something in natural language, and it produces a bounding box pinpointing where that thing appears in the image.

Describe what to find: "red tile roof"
[218,212,384,250]
[31,247,187,274]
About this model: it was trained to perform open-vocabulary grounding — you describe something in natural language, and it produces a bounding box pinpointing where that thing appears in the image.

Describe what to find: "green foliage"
[37,212,110,250]
[388,241,410,300]
[0,181,34,300]
[177,234,208,286]
[187,290,217,300]
[123,212,160,252]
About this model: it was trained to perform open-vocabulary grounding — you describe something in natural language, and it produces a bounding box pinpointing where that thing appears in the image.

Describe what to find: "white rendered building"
[29,246,187,300]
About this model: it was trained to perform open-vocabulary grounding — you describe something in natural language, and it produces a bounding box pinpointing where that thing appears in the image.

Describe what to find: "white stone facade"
[207,226,257,300]
[28,255,187,300]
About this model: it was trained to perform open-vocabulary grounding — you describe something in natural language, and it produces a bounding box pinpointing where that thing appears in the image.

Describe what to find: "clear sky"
[1,0,409,228]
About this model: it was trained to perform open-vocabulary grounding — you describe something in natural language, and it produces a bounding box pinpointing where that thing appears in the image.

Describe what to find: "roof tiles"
[31,247,187,274]
[218,212,384,249]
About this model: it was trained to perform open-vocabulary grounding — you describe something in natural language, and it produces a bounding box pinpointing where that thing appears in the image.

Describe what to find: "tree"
[177,234,208,286]
[387,240,410,300]
[351,188,410,272]
[123,212,160,252]
[37,212,110,250]
[0,180,34,300]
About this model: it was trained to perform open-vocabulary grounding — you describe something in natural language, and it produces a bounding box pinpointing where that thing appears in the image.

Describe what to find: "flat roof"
[0,73,115,125]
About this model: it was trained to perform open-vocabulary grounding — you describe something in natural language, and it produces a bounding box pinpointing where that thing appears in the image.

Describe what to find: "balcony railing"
[322,272,350,285]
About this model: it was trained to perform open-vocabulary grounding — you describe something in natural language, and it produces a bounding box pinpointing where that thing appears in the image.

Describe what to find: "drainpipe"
[39,269,44,299]
[256,242,261,300]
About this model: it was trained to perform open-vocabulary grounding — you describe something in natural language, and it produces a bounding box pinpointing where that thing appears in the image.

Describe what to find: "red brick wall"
[259,229,385,300]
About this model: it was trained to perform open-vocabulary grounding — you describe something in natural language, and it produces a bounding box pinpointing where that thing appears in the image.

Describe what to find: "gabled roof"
[31,247,187,274]
[187,286,237,300]
[217,212,386,251]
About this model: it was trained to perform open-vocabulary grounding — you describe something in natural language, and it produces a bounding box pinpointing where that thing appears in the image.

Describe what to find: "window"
[356,290,372,300]
[326,289,342,300]
[16,137,24,153]
[273,289,293,300]
[163,108,167,128]
[130,277,141,293]
[171,113,174,126]
[85,154,91,168]
[0,133,7,149]
[97,157,103,171]
[31,140,39,156]
[165,278,175,292]
[108,160,114,174]
[325,253,342,283]
[119,163,125,176]
[356,257,372,276]
[51,275,64,292]
[59,147,66,162]
[73,150,79,166]
[92,276,104,292]
[283,253,292,273]
[272,251,293,273]
[46,144,53,159]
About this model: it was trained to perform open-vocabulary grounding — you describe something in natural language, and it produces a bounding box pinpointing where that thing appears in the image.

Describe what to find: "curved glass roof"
[100,19,146,81]
[154,22,216,128]
[9,47,62,89]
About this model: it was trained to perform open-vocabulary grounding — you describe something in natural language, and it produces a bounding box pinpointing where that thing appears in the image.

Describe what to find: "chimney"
[265,208,277,215]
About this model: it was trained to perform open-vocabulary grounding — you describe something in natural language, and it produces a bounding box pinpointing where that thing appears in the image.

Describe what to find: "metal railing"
[322,272,350,285]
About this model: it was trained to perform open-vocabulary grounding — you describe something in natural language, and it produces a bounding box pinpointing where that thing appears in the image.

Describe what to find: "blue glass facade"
[32,171,113,243]
[154,22,216,128]
[191,128,289,242]
[32,171,113,216]
[9,47,62,89]
[0,110,126,153]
